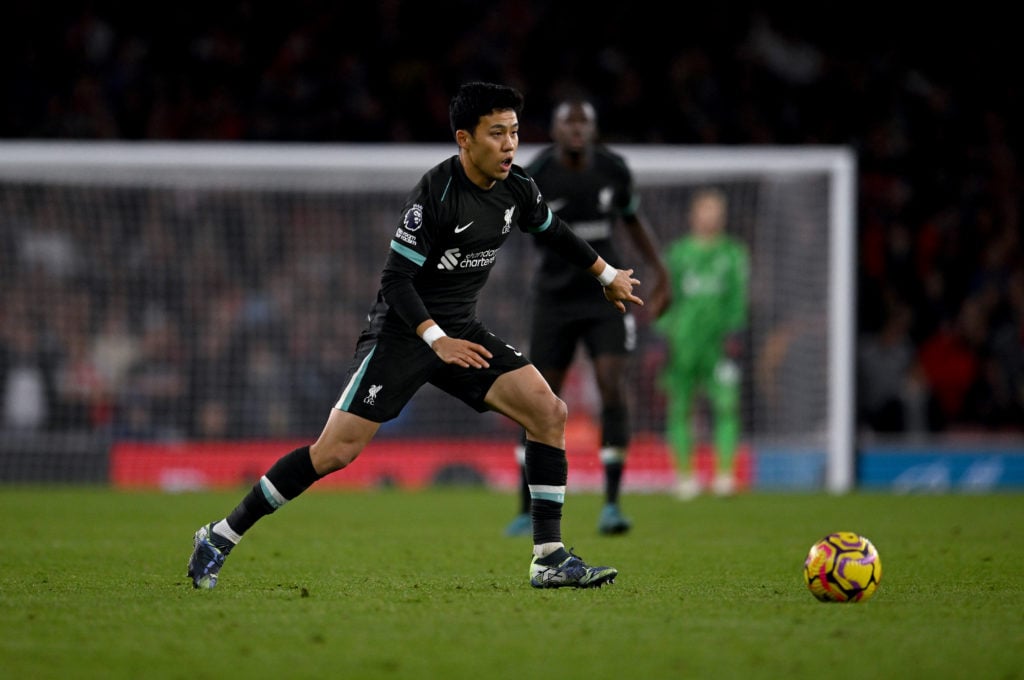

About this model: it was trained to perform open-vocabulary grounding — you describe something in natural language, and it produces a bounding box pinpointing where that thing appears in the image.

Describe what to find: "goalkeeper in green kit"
[657,188,750,499]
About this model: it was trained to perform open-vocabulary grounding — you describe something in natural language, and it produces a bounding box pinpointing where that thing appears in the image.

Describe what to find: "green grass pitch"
[0,486,1021,679]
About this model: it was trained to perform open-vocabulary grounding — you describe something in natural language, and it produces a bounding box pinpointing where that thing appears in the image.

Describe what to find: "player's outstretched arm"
[589,259,644,314]
[623,214,671,318]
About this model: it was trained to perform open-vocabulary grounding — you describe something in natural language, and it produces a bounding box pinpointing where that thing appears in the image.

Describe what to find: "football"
[803,532,882,602]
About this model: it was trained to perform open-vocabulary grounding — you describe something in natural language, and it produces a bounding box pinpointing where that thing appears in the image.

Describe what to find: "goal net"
[0,142,855,492]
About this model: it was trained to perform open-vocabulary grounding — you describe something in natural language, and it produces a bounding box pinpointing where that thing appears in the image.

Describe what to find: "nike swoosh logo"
[454,221,474,233]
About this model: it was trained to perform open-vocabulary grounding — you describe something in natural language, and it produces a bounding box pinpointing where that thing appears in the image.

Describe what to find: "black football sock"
[600,404,629,506]
[603,461,624,505]
[223,445,322,538]
[524,440,567,546]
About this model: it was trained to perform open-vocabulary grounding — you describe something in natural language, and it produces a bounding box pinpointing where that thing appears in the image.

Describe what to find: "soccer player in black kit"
[505,98,670,537]
[187,82,644,590]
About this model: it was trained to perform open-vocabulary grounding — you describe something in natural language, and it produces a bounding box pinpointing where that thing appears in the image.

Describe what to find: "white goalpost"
[0,142,856,492]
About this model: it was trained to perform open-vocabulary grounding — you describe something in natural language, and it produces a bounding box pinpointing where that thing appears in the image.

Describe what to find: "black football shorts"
[528,302,636,371]
[334,319,530,422]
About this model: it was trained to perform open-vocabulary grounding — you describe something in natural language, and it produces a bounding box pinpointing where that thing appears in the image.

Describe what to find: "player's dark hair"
[449,82,524,137]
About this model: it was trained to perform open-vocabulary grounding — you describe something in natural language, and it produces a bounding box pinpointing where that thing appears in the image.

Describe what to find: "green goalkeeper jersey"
[657,234,749,354]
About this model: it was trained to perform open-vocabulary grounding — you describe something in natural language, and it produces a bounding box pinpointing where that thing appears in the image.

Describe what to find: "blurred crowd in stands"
[0,3,1020,438]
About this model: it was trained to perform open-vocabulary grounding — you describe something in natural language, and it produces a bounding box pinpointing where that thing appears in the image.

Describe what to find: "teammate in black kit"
[505,98,670,537]
[187,82,644,590]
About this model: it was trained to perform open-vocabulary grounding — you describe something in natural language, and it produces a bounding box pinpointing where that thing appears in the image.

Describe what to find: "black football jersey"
[526,145,639,302]
[372,155,572,335]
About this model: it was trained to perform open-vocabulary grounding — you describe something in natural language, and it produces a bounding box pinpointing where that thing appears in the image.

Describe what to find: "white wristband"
[422,325,447,348]
[596,263,617,287]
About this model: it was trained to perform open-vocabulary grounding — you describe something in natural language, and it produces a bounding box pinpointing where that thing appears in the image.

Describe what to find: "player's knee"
[548,394,569,428]
[309,442,360,474]
[531,393,567,439]
[310,427,368,473]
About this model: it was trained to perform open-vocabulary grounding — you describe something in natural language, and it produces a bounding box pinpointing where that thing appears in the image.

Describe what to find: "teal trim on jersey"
[527,207,554,234]
[390,240,426,266]
[338,346,376,411]
[440,177,453,202]
[624,193,640,217]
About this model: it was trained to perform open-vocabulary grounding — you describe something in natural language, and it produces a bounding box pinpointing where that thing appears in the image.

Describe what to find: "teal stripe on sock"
[530,490,565,503]
[259,477,284,509]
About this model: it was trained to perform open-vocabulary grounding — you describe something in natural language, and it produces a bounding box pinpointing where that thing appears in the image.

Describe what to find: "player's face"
[551,102,596,153]
[459,109,519,189]
[691,195,726,239]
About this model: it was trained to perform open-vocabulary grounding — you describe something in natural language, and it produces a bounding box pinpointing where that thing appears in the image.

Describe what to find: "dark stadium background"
[1,3,1020,488]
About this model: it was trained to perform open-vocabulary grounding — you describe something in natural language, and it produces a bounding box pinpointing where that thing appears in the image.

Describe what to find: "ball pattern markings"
[804,532,881,603]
